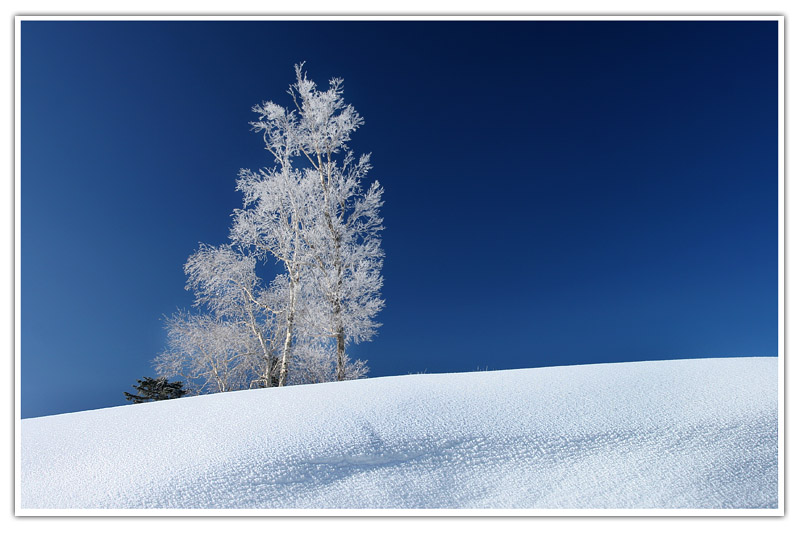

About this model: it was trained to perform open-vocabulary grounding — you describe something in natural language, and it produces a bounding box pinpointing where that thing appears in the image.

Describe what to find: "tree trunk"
[245,302,273,388]
[318,152,347,381]
[278,203,303,388]
[278,274,297,387]
[335,320,346,381]
[333,242,346,381]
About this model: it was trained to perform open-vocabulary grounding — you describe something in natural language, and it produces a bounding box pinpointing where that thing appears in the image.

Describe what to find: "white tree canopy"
[155,64,381,391]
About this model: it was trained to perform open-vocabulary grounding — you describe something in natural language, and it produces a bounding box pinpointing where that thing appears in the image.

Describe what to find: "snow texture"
[20,357,778,509]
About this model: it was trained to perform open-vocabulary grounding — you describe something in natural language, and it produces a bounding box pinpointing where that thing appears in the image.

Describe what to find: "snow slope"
[20,357,778,510]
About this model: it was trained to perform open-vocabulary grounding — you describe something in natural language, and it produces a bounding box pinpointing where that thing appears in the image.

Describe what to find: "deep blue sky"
[21,20,779,418]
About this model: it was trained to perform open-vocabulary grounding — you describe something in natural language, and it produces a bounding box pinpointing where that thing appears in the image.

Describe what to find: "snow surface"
[20,357,778,509]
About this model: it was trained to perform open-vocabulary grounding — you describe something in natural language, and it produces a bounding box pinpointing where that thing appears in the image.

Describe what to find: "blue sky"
[20,20,779,418]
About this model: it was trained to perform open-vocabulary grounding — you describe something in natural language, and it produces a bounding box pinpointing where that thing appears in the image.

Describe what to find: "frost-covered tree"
[246,64,384,381]
[231,139,320,387]
[289,336,370,385]
[154,311,256,394]
[184,243,281,387]
[155,64,382,392]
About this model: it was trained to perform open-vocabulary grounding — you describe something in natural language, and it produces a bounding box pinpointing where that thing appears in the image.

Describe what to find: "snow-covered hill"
[19,357,779,510]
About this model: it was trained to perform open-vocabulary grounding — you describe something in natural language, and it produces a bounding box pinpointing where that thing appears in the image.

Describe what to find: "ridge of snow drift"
[20,357,778,509]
